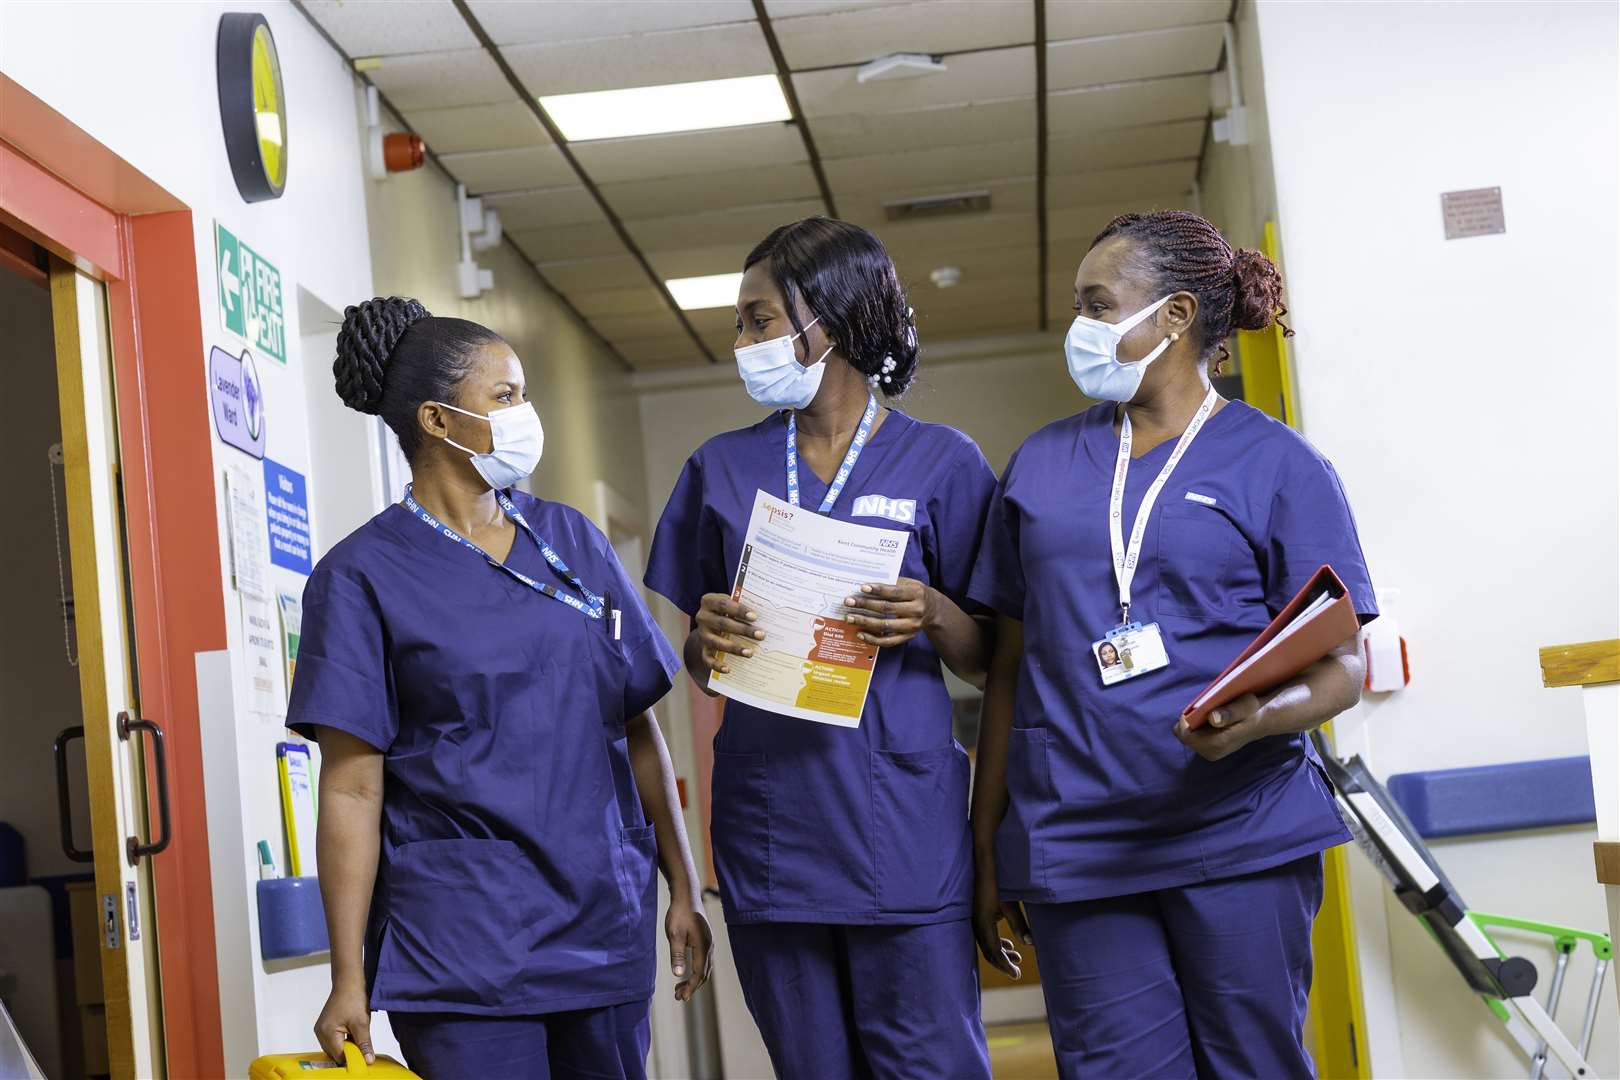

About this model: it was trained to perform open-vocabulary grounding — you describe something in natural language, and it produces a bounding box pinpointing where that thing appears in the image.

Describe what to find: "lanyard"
[402,485,604,620]
[786,393,878,514]
[1109,386,1219,626]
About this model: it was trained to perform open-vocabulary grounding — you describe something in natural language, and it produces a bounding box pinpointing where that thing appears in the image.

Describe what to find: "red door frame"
[1,76,226,1078]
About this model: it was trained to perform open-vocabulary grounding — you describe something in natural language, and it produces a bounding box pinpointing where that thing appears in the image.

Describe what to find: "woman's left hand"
[1173,692,1266,761]
[665,894,713,1002]
[844,578,934,647]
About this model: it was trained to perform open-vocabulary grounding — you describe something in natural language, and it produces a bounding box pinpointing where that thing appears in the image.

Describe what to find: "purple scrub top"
[968,401,1377,902]
[644,410,997,926]
[286,490,679,1016]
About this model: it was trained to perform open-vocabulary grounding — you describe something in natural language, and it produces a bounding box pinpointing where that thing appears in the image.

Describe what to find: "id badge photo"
[1093,621,1169,686]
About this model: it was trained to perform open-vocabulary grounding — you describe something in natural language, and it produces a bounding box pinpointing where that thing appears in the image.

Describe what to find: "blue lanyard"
[402,485,604,620]
[786,393,878,514]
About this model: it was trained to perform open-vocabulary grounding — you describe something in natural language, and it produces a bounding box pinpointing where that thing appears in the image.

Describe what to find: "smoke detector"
[857,53,946,83]
[930,266,962,289]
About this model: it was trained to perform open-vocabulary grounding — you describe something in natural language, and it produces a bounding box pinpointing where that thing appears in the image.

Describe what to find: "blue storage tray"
[257,876,329,960]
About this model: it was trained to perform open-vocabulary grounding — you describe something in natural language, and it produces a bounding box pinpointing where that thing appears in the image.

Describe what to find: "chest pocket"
[1156,501,1249,618]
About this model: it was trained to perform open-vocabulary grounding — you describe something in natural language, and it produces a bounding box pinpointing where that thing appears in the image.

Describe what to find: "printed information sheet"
[709,491,908,727]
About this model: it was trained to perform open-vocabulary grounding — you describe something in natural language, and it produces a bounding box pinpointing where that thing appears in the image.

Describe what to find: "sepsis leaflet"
[709,491,908,727]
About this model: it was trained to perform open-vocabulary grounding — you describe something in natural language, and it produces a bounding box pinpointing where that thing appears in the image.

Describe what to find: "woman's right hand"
[972,854,1029,979]
[694,592,765,675]
[314,978,374,1065]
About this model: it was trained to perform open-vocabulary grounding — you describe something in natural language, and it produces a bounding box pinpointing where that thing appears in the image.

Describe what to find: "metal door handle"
[118,711,171,864]
[53,726,94,863]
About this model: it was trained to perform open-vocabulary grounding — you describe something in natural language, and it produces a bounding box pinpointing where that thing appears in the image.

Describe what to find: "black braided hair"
[744,217,919,397]
[333,296,505,460]
[1090,210,1291,370]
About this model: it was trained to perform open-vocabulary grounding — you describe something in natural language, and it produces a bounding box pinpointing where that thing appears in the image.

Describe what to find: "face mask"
[1064,295,1174,402]
[734,315,835,409]
[436,400,544,490]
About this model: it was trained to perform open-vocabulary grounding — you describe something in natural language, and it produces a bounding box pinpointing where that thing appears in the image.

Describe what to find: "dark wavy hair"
[1090,210,1290,369]
[744,217,919,396]
[332,297,505,461]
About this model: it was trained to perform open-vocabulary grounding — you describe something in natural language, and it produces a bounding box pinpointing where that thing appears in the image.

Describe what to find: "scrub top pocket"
[996,728,1052,896]
[1156,501,1246,618]
[375,838,537,1009]
[871,745,972,913]
[710,751,772,917]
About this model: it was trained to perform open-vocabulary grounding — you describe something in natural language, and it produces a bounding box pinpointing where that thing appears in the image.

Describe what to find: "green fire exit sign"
[215,221,285,364]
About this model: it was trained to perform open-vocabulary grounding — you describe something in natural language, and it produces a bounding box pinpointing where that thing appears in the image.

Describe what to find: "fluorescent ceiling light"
[666,272,743,311]
[540,75,790,142]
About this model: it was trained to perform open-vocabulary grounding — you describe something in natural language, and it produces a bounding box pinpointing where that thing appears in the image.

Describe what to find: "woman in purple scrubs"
[968,211,1378,1079]
[645,218,996,1078]
[291,298,711,1079]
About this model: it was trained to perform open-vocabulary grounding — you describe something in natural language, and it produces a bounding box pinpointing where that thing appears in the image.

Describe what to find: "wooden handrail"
[1540,639,1620,688]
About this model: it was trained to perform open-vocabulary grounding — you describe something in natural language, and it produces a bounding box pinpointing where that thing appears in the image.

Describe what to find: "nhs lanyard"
[786,393,878,514]
[402,485,604,620]
[1109,386,1218,626]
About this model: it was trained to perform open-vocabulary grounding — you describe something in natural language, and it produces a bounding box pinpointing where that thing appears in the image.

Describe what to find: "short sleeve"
[926,436,998,610]
[1266,451,1379,622]
[966,452,1027,620]
[286,567,396,751]
[644,453,726,617]
[590,528,680,718]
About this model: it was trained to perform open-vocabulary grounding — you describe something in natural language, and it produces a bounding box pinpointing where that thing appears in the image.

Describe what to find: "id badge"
[1093,621,1169,686]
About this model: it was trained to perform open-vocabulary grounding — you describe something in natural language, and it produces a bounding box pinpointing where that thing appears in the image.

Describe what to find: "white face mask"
[734,315,835,409]
[436,400,544,490]
[1064,295,1174,402]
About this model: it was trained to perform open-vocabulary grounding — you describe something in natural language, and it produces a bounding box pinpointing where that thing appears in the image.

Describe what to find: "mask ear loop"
[430,400,491,457]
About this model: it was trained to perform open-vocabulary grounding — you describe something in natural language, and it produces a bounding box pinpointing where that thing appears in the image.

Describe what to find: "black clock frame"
[217,12,286,203]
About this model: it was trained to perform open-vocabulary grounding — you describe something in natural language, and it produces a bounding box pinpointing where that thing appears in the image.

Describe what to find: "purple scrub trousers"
[391,999,651,1080]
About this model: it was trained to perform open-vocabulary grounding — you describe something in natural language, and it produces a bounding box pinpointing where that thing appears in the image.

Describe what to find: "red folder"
[1181,565,1360,730]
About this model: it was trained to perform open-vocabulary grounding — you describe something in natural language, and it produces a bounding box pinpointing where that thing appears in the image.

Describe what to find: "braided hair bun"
[1231,248,1284,333]
[333,296,431,415]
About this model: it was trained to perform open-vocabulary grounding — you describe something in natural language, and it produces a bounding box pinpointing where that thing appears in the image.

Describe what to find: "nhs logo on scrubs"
[851,495,916,523]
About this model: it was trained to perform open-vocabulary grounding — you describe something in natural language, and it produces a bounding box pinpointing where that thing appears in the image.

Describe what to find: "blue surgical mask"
[734,316,835,409]
[436,400,544,489]
[1064,295,1173,402]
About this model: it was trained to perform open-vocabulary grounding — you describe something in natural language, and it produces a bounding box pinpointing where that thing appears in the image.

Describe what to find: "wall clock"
[217,13,287,202]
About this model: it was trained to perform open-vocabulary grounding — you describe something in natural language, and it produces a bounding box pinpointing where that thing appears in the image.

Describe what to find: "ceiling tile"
[772,1,1032,70]
[627,198,828,251]
[889,243,1038,289]
[612,336,710,368]
[1047,73,1210,133]
[1048,119,1206,174]
[1046,193,1197,244]
[437,146,576,193]
[571,124,806,185]
[485,187,607,230]
[364,49,515,111]
[685,307,745,342]
[403,100,551,154]
[590,311,686,342]
[795,47,1033,118]
[823,139,1034,195]
[532,256,644,292]
[1048,159,1198,205]
[1045,0,1228,40]
[767,1,911,17]
[568,283,671,318]
[468,0,756,44]
[867,211,1038,262]
[607,164,822,220]
[1048,23,1225,92]
[301,0,478,57]
[646,244,756,279]
[813,97,1034,158]
[504,22,774,97]
[508,220,623,262]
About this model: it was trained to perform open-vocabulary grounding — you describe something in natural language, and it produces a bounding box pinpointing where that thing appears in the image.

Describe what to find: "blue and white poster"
[262,459,312,575]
